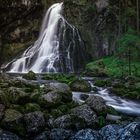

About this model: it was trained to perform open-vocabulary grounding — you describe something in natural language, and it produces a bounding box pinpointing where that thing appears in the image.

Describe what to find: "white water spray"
[5,2,86,73]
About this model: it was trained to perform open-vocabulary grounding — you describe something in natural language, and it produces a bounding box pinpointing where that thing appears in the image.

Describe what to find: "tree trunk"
[136,0,139,34]
[128,47,131,76]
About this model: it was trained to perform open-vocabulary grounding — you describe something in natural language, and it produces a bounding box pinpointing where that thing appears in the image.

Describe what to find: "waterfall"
[4,2,86,73]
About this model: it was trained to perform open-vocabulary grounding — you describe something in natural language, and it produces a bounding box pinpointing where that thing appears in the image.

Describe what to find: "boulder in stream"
[70,80,91,92]
[86,95,107,115]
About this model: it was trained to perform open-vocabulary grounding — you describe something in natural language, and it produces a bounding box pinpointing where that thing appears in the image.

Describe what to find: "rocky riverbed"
[0,73,140,140]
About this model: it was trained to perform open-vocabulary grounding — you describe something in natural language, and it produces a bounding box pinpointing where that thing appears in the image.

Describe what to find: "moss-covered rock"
[94,79,109,87]
[96,116,106,128]
[71,104,97,127]
[70,80,91,92]
[1,109,25,136]
[111,87,127,96]
[135,82,140,92]
[126,91,140,99]
[10,104,24,114]
[38,91,62,107]
[49,83,72,102]
[24,103,41,113]
[43,74,77,85]
[50,102,78,119]
[107,106,119,115]
[111,86,140,100]
[6,87,31,105]
[86,95,107,116]
[23,71,36,80]
[112,82,125,89]
[0,104,5,120]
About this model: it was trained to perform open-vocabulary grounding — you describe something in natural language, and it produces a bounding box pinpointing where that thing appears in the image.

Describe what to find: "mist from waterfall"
[5,2,86,73]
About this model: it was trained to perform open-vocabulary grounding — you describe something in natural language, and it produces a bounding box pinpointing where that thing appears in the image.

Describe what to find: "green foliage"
[86,56,140,77]
[117,28,140,76]
[96,116,106,128]
[23,71,36,80]
[87,28,140,77]
[107,106,119,115]
[43,74,78,85]
[86,4,96,13]
[118,28,140,53]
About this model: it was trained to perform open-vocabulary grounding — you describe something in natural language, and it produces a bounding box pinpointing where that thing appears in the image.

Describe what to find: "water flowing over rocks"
[0,73,140,139]
[4,2,87,73]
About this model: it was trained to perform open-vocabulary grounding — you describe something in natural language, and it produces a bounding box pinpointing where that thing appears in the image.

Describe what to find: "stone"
[0,104,5,120]
[94,80,107,87]
[52,114,86,129]
[69,129,102,140]
[34,131,50,140]
[34,129,73,140]
[4,87,31,105]
[24,103,41,113]
[71,104,97,126]
[86,95,107,115]
[49,82,72,102]
[0,130,21,140]
[24,111,45,134]
[23,71,36,80]
[1,109,25,136]
[38,91,62,107]
[70,80,91,92]
[99,124,121,140]
[49,129,73,140]
[117,122,140,140]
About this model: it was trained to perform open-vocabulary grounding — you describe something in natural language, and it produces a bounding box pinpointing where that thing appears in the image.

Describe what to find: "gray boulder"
[0,87,31,106]
[0,130,21,140]
[86,95,107,114]
[1,109,25,136]
[24,111,45,134]
[70,80,91,92]
[49,82,72,102]
[52,114,86,129]
[34,129,73,140]
[99,124,122,140]
[38,91,62,107]
[49,129,73,140]
[117,122,140,140]
[69,129,102,140]
[71,104,97,126]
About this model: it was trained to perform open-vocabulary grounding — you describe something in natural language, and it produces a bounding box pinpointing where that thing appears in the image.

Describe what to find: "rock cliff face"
[0,0,118,66]
[63,0,118,59]
[0,0,44,65]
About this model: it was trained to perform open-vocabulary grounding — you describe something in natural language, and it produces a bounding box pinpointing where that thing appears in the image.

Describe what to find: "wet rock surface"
[0,74,140,139]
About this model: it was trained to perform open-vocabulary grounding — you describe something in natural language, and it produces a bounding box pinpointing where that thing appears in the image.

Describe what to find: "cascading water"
[4,2,86,73]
